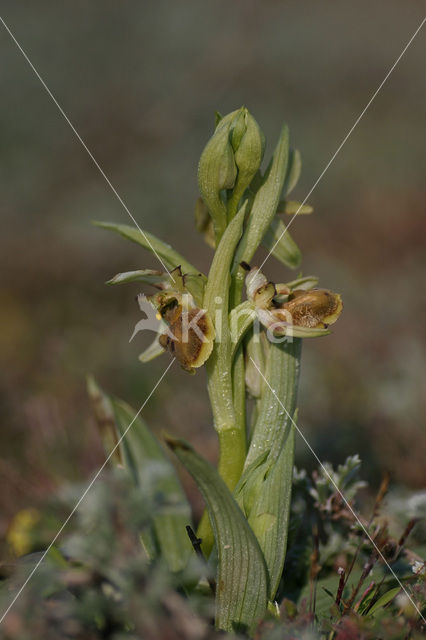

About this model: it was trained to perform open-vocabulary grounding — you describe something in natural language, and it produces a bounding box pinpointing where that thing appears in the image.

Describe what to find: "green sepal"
[277,199,313,215]
[93,221,203,287]
[138,336,165,363]
[227,109,265,221]
[229,301,256,361]
[262,217,302,270]
[106,269,170,287]
[284,275,319,291]
[282,148,301,196]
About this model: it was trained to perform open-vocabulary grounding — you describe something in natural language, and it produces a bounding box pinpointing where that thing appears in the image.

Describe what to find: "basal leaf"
[236,340,301,598]
[112,400,192,573]
[166,437,269,635]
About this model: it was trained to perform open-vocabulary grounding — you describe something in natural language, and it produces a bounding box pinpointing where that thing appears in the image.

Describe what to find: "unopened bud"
[198,117,237,242]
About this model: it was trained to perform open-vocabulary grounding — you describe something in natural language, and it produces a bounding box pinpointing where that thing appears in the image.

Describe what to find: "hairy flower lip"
[159,306,215,372]
[245,267,342,338]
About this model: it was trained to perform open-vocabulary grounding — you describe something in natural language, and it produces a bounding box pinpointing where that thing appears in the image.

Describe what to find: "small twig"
[394,518,419,562]
[354,581,375,612]
[309,525,321,620]
[186,525,216,595]
[335,567,345,606]
[372,471,390,519]
[365,518,419,615]
[344,553,378,613]
[343,473,389,591]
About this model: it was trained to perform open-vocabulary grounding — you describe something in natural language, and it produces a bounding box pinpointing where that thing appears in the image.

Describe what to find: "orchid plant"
[93,107,342,635]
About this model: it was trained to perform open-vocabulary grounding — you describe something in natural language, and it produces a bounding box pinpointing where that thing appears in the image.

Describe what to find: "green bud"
[198,117,237,244]
[230,108,247,151]
[227,108,265,221]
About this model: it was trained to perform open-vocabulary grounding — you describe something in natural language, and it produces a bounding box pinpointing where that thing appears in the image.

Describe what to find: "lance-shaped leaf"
[366,587,400,616]
[262,217,302,270]
[112,400,193,573]
[94,221,203,283]
[166,437,269,635]
[246,339,301,465]
[231,126,289,302]
[203,205,247,437]
[236,340,301,598]
[246,425,295,599]
[86,375,121,466]
[87,380,192,573]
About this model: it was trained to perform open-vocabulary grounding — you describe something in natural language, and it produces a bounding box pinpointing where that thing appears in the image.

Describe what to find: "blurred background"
[1,1,425,543]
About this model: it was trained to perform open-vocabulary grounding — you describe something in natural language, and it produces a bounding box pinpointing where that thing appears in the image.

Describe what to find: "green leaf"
[366,587,400,616]
[112,399,193,573]
[282,148,301,196]
[94,221,203,283]
[246,339,301,466]
[262,217,302,270]
[246,427,295,599]
[297,567,406,618]
[237,340,301,598]
[203,205,247,438]
[231,125,290,303]
[166,437,269,635]
[87,375,121,466]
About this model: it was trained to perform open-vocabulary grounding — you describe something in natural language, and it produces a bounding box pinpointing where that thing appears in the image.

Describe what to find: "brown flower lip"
[245,266,343,337]
[280,289,343,329]
[159,303,215,372]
